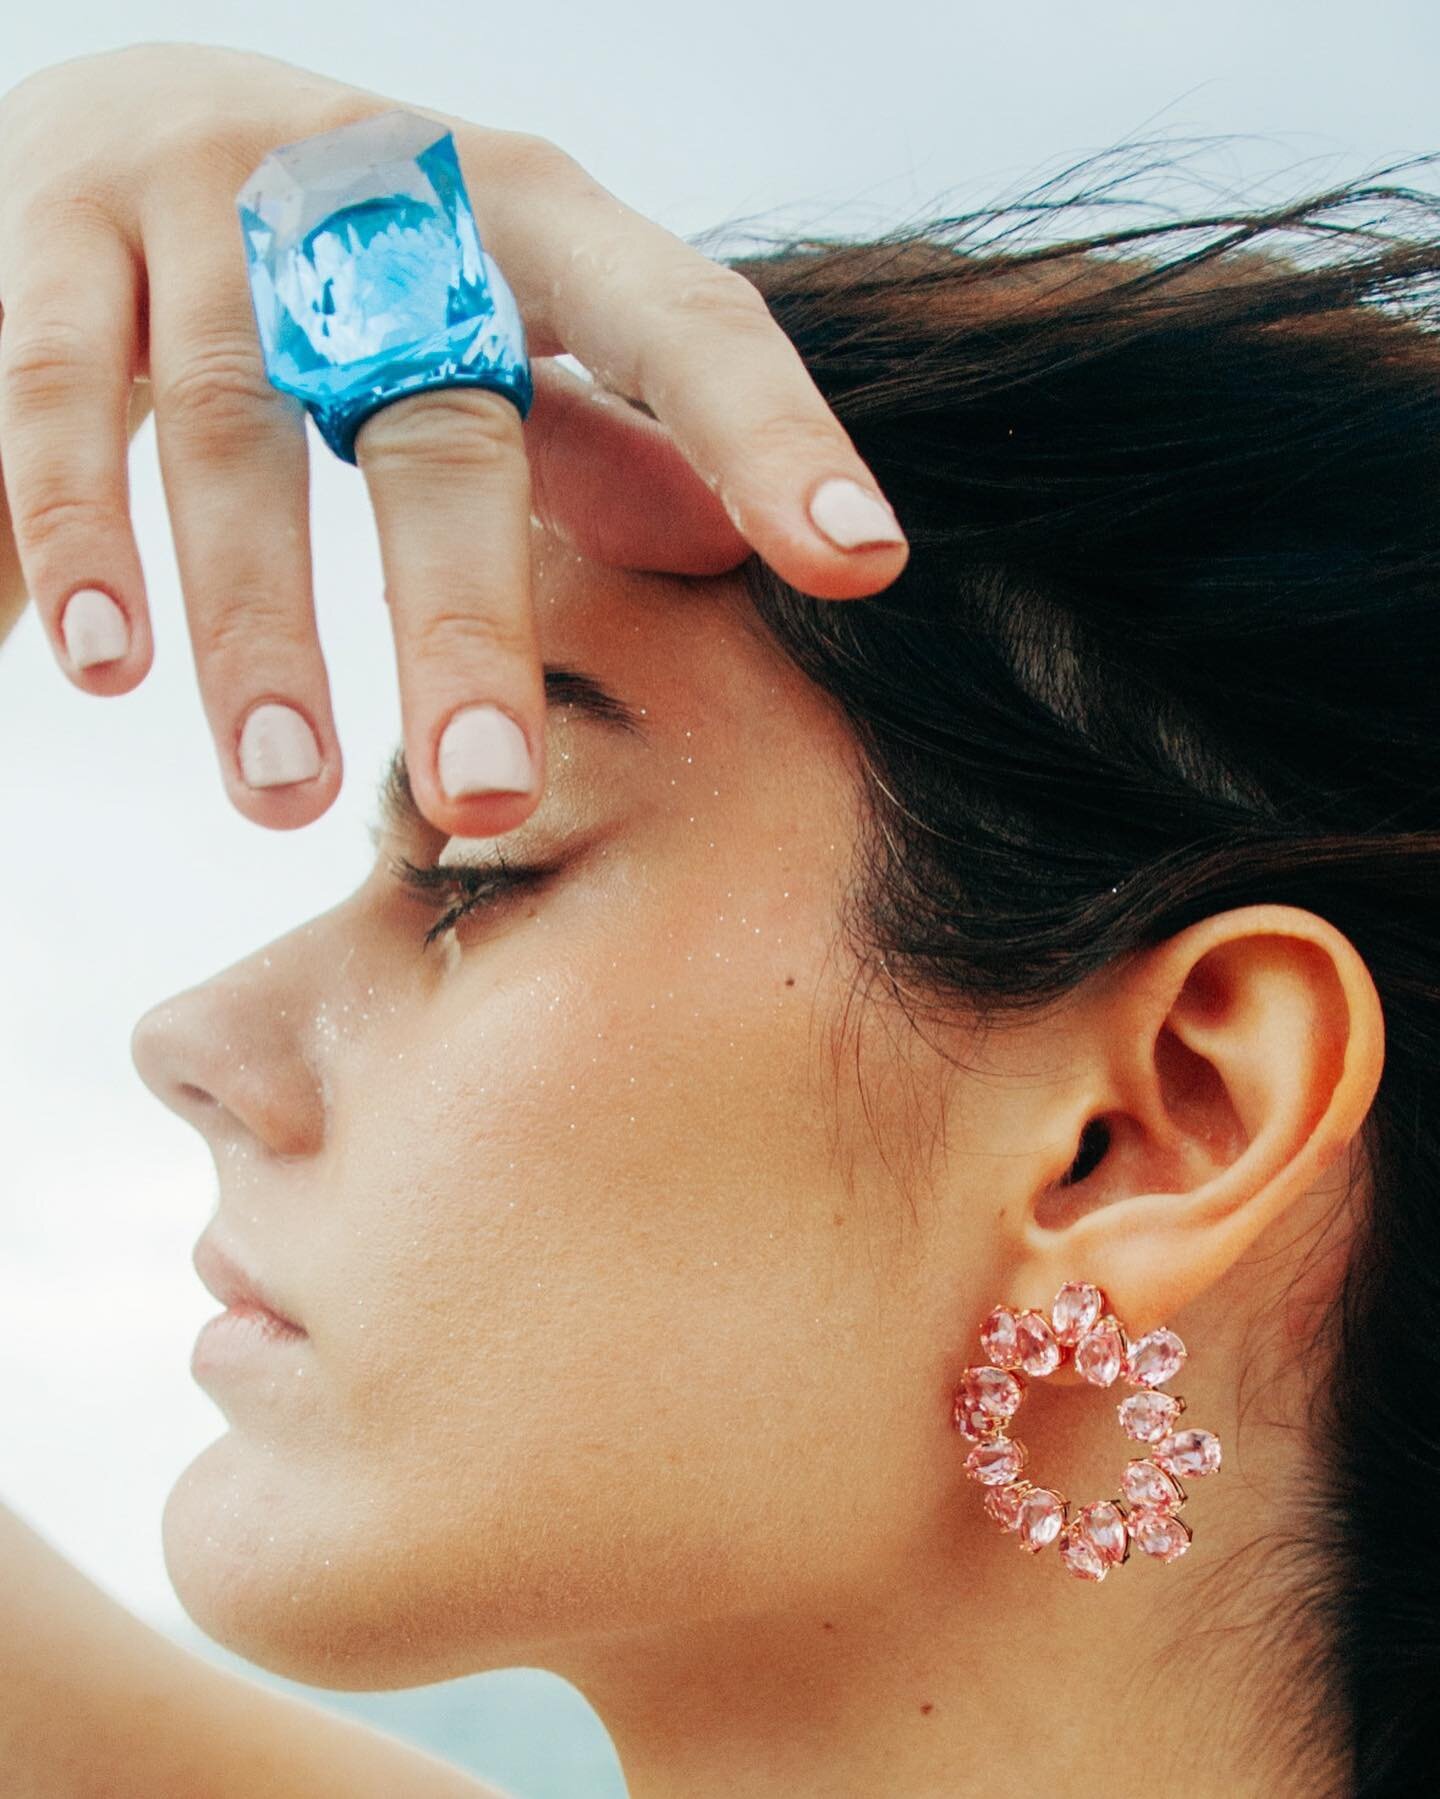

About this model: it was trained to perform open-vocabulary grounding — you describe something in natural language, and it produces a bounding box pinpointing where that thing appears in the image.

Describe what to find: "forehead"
[526,523,851,763]
[378,524,868,953]
[528,526,741,719]
[363,520,864,867]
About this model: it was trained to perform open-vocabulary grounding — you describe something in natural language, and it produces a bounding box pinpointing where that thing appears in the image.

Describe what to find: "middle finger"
[143,204,342,830]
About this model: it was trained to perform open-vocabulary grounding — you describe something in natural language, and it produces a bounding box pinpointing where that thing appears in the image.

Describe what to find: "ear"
[1000,903,1385,1357]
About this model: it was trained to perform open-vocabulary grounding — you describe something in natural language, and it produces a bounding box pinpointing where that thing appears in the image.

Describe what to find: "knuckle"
[138,110,272,197]
[409,605,531,666]
[45,177,129,236]
[311,91,404,141]
[0,318,95,410]
[632,267,776,401]
[8,177,128,247]
[655,263,772,330]
[485,129,576,187]
[356,390,524,475]
[192,588,309,666]
[158,340,280,450]
[735,404,844,463]
[15,488,120,559]
[175,122,279,197]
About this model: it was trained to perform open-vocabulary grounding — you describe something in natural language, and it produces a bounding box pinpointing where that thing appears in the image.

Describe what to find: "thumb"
[523,357,752,576]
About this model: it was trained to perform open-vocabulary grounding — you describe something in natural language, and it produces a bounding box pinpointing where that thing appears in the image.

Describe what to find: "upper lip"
[192,1232,306,1333]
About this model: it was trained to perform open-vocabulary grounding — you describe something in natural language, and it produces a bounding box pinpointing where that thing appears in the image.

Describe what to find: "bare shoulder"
[12,1625,519,1799]
[0,1498,513,1799]
[177,1656,522,1798]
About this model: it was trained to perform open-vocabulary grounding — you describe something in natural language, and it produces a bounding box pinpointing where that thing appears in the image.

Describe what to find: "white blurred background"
[2,4,1437,1793]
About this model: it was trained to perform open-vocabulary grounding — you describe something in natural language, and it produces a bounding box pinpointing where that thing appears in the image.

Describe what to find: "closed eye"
[387,851,547,950]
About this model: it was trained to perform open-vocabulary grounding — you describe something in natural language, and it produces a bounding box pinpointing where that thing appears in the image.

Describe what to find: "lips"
[192,1232,306,1334]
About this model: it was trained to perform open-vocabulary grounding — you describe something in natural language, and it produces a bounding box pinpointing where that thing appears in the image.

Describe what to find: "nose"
[130,929,330,1161]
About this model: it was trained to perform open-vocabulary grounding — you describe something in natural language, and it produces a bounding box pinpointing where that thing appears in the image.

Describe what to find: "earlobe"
[1012,903,1386,1348]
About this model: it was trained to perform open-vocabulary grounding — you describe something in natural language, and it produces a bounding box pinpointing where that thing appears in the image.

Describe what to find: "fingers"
[142,211,342,830]
[457,131,910,602]
[524,358,749,576]
[0,208,155,694]
[354,387,544,841]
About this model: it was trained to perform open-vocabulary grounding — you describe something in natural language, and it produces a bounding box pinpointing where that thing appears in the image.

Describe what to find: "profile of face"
[131,523,985,1692]
[126,503,1383,1793]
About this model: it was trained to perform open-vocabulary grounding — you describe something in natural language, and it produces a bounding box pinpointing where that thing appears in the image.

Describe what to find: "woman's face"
[132,529,970,1689]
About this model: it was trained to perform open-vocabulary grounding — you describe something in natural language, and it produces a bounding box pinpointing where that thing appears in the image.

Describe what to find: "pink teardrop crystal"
[1122,1327,1187,1388]
[983,1482,1029,1531]
[1128,1507,1192,1562]
[1051,1281,1105,1345]
[1076,1500,1129,1566]
[964,1437,1027,1485]
[956,1365,1024,1420]
[1016,1487,1067,1552]
[953,1399,998,1442]
[1014,1309,1062,1376]
[1119,1458,1185,1511]
[1152,1428,1222,1479]
[1116,1390,1183,1443]
[1057,1521,1110,1580]
[979,1304,1022,1369]
[1073,1318,1126,1386]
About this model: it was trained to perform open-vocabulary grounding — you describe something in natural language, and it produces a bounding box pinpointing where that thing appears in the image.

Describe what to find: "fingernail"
[438,704,535,799]
[807,477,906,550]
[60,588,130,667]
[238,702,323,789]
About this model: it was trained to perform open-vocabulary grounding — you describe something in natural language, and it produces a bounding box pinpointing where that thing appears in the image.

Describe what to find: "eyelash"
[388,849,544,949]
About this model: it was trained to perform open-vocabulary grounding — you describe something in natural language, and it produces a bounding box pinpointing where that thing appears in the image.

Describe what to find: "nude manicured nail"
[60,588,129,667]
[238,703,322,789]
[438,704,535,799]
[807,477,906,550]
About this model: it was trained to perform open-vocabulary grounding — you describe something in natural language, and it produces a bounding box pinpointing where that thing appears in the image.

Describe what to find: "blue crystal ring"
[236,110,533,464]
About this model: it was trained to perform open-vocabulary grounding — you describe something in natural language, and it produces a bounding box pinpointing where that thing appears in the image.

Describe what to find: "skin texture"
[130,523,1380,1799]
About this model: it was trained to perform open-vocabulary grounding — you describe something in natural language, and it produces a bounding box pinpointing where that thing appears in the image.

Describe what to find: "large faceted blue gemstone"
[236,110,532,462]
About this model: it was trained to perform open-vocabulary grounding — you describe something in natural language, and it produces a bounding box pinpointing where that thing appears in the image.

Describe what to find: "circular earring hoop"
[952,1280,1223,1580]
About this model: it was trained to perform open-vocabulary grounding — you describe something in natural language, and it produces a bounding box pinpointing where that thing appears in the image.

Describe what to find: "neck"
[553,1386,1344,1799]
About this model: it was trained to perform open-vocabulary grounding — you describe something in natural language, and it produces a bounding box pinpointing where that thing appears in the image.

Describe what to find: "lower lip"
[191,1307,308,1379]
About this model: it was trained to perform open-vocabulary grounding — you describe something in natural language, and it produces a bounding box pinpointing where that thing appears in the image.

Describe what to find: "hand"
[0,43,909,838]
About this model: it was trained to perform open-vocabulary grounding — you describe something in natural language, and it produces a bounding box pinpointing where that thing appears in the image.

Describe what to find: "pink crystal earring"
[952,1280,1223,1580]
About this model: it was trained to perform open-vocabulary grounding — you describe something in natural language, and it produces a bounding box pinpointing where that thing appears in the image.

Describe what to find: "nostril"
[129,982,326,1157]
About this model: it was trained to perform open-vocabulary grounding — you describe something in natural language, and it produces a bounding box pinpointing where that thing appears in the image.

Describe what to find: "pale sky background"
[1,0,1436,1755]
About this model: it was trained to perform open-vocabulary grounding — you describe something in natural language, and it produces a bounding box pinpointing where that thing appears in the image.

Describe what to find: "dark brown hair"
[718,145,1440,1798]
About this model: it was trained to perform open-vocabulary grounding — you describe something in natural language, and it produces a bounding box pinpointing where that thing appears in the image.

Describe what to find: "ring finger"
[353,386,544,842]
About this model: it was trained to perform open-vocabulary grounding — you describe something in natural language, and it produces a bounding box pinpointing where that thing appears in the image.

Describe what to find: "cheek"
[300,871,932,1614]
[159,841,956,1683]
[329,877,845,1420]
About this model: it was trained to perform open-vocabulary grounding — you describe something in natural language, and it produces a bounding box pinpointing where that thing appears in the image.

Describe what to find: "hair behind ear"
[718,142,1440,1792]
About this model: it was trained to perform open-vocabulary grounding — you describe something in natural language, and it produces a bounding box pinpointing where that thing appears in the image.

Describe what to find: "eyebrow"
[372,663,648,840]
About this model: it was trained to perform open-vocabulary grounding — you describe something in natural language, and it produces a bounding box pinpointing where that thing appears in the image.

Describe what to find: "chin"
[158,1435,522,1691]
[159,1437,384,1688]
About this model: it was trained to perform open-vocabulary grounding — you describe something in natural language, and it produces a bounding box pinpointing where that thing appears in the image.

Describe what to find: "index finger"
[454,128,910,601]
